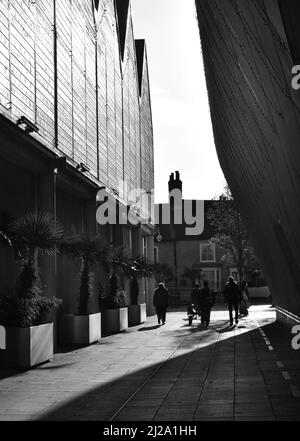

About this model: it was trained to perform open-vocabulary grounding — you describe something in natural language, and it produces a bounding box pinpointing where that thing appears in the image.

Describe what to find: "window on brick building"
[200,243,216,263]
[201,269,221,291]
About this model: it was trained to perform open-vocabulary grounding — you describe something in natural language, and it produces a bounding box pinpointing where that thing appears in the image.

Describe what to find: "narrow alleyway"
[0,305,299,421]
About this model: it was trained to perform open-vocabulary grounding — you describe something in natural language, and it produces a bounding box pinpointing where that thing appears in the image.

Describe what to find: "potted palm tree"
[59,232,107,345]
[99,247,129,334]
[0,212,63,368]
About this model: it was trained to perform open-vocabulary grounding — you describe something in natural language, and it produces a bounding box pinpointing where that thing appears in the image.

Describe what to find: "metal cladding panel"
[0,0,11,111]
[123,17,141,198]
[36,0,55,144]
[97,0,123,189]
[140,49,154,220]
[56,0,73,157]
[10,0,36,122]
[196,0,300,316]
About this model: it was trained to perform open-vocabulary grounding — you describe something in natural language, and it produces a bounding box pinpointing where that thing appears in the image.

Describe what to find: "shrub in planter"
[100,272,128,333]
[0,212,63,367]
[59,233,108,345]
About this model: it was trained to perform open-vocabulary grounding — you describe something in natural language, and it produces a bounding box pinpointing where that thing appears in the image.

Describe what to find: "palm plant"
[60,232,108,315]
[0,212,63,327]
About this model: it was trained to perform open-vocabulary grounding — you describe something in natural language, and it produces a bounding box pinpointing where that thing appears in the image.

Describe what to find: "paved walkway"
[0,304,300,421]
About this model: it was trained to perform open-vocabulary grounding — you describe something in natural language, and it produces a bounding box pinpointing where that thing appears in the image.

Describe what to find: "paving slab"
[0,304,300,421]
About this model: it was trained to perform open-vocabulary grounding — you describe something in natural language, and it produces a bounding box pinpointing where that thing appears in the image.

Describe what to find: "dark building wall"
[196,0,300,317]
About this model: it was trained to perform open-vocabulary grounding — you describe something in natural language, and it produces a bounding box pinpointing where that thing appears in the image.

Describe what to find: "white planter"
[0,323,53,368]
[59,313,101,345]
[103,307,128,334]
[128,303,147,326]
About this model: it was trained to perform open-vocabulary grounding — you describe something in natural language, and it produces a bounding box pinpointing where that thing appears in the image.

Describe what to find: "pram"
[187,303,201,325]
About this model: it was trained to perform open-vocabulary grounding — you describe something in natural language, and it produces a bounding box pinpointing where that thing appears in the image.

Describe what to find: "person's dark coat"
[153,286,169,309]
[200,287,214,307]
[191,286,201,306]
[223,280,241,304]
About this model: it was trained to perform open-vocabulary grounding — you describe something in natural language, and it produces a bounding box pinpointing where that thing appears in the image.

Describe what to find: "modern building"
[196,0,300,325]
[155,172,240,305]
[0,0,155,343]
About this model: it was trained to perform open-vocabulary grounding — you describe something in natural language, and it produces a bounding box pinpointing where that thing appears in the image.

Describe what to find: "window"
[200,243,216,263]
[128,229,132,251]
[201,268,221,291]
[154,246,159,264]
[143,236,147,258]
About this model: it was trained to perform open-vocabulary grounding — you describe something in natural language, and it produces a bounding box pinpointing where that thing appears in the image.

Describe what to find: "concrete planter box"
[0,323,53,368]
[102,308,128,334]
[59,313,101,346]
[128,303,147,326]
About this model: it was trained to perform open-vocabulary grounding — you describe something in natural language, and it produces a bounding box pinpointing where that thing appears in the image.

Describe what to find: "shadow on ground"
[27,310,300,422]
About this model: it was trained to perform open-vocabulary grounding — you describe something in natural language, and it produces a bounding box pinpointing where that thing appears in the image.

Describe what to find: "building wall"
[0,0,156,335]
[140,45,154,221]
[122,14,141,197]
[158,239,229,304]
[0,0,153,205]
[196,0,300,317]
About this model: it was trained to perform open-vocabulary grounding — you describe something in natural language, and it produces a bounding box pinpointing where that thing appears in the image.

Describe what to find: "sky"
[130,0,227,203]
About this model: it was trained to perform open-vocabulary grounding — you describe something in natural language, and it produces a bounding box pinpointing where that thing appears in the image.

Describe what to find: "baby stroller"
[187,303,200,325]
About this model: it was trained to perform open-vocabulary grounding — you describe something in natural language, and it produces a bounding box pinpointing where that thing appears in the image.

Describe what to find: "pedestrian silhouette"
[223,276,241,325]
[239,280,250,316]
[153,283,169,325]
[190,282,201,314]
[199,280,214,327]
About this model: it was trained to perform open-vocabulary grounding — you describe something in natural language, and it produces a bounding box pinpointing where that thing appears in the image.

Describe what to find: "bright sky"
[131,0,227,203]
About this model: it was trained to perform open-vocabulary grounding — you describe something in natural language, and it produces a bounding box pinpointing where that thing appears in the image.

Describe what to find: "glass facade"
[0,0,154,220]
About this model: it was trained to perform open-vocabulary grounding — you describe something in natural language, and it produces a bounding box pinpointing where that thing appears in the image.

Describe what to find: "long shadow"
[218,324,237,333]
[0,367,29,380]
[138,325,161,331]
[3,306,298,421]
[28,313,299,421]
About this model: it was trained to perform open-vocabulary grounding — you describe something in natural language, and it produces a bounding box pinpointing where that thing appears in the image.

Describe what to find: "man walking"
[153,283,169,325]
[223,276,241,325]
[199,280,215,327]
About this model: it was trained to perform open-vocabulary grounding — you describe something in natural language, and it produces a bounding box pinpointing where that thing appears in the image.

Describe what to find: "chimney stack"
[168,171,182,194]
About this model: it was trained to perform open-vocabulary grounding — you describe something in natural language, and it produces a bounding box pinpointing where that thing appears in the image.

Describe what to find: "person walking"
[153,283,169,325]
[223,276,241,326]
[190,282,201,316]
[239,280,250,316]
[199,280,214,327]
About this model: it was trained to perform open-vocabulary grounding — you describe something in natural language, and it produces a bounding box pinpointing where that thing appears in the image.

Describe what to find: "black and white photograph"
[0,0,300,430]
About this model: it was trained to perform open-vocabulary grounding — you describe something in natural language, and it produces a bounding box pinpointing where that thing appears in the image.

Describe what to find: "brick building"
[155,172,235,305]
